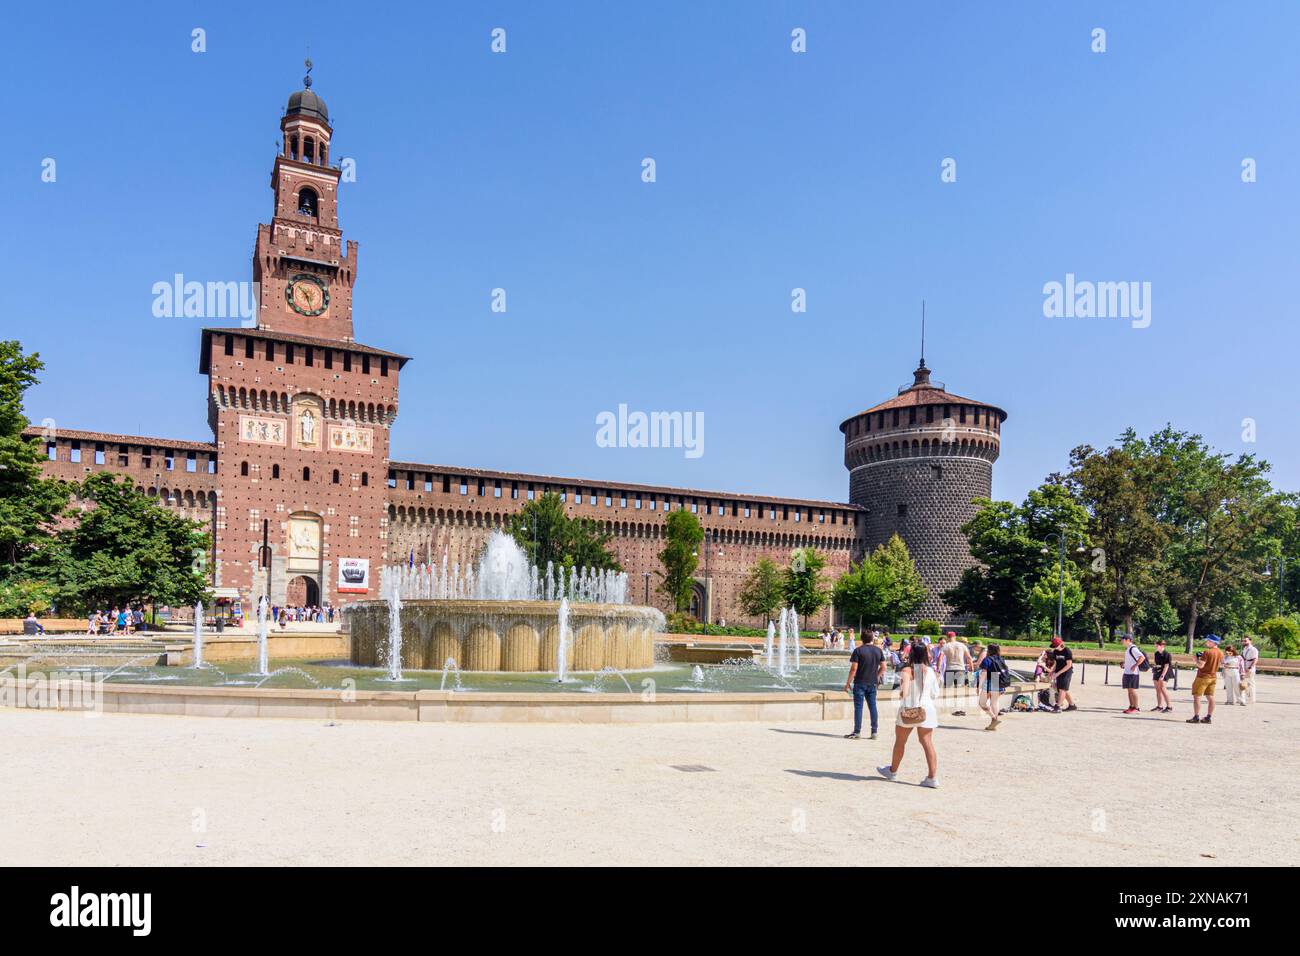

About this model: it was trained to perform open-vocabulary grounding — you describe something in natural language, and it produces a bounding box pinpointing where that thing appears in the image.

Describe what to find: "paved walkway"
[2,675,1295,866]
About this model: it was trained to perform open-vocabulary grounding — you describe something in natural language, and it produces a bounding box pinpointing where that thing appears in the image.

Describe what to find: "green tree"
[505,492,621,572]
[737,557,784,624]
[1258,615,1300,659]
[782,547,829,619]
[657,509,702,612]
[34,473,211,612]
[1028,561,1085,636]
[870,533,927,627]
[1128,427,1282,652]
[832,555,890,629]
[1067,438,1168,639]
[1136,595,1181,638]
[943,483,1088,639]
[0,341,70,572]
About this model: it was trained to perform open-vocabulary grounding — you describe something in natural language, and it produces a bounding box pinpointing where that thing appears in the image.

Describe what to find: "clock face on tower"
[285,274,330,316]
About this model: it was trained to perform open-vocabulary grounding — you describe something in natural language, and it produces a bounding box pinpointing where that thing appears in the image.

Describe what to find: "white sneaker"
[876,765,896,781]
[920,777,939,789]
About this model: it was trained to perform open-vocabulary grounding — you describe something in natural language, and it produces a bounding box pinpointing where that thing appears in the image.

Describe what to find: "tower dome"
[286,88,329,124]
[840,360,1007,624]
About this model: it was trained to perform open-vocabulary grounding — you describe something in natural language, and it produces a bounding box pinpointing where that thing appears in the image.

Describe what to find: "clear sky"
[3,1,1297,505]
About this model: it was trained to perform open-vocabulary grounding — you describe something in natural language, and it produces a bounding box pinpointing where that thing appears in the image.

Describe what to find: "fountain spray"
[255,596,269,676]
[192,601,204,668]
[385,571,404,681]
[556,595,570,683]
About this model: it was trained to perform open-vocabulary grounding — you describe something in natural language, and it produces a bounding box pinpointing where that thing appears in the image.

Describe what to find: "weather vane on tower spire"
[919,299,927,369]
[304,57,313,89]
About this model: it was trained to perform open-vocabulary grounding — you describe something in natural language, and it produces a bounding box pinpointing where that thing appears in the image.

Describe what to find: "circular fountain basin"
[347,600,664,672]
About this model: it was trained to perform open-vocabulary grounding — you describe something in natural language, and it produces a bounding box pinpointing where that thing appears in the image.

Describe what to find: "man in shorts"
[1188,635,1224,725]
[1047,636,1076,712]
[1240,635,1259,704]
[1120,634,1146,714]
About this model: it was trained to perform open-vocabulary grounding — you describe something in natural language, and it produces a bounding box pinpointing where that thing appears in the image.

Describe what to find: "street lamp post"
[1041,530,1087,640]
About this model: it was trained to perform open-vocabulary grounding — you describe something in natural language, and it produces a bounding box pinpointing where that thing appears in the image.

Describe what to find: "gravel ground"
[2,675,1295,866]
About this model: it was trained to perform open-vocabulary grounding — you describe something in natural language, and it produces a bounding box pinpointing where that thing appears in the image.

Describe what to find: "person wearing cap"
[1188,635,1224,725]
[1119,634,1147,714]
[1046,636,1076,712]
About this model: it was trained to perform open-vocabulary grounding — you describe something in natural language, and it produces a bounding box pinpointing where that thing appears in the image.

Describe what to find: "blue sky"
[3,1,1298,504]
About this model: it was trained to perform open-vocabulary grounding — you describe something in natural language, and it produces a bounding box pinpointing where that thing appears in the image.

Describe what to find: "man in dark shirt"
[1048,636,1076,712]
[843,633,886,739]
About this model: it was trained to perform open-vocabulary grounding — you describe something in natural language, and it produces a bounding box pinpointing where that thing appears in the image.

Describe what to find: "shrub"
[915,619,943,636]
[963,619,983,638]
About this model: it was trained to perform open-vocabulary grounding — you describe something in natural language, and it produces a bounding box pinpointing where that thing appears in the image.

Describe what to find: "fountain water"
[776,611,788,677]
[555,595,570,683]
[772,607,802,677]
[192,601,204,668]
[384,570,404,681]
[790,607,801,672]
[255,596,269,676]
[350,530,663,674]
[439,657,464,691]
[765,619,775,670]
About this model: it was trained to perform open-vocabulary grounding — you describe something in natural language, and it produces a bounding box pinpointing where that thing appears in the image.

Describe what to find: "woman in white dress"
[878,641,941,788]
[1222,645,1243,705]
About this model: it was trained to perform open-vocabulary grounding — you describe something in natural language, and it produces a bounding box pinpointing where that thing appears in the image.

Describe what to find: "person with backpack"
[1120,634,1148,714]
[977,642,1011,730]
[877,641,940,788]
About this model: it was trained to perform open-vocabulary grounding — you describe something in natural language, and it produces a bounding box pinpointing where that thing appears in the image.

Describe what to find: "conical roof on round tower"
[838,362,1007,434]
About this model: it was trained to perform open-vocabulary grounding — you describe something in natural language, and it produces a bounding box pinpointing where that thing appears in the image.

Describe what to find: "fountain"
[348,531,664,673]
[555,595,571,682]
[772,607,801,677]
[765,619,775,670]
[382,570,405,682]
[192,601,204,668]
[254,596,269,676]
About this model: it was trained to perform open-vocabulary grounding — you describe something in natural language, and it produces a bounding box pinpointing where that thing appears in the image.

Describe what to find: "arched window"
[272,464,280,479]
[332,469,340,484]
[298,187,318,217]
[361,472,369,486]
[240,461,249,477]
[302,137,315,164]
[302,466,311,481]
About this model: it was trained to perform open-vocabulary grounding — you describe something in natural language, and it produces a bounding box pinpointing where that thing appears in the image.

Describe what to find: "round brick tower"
[840,359,1006,623]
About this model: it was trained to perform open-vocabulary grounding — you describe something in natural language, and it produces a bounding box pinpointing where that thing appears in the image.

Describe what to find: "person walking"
[877,642,940,787]
[1188,636,1224,725]
[1240,636,1259,705]
[1151,638,1174,712]
[977,643,1011,730]
[1120,634,1147,714]
[1047,636,1076,712]
[843,631,886,740]
[1222,644,1243,706]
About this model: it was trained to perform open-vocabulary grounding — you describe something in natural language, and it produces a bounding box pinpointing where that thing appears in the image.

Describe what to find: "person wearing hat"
[1188,635,1224,725]
[1046,636,1076,712]
[1119,634,1147,714]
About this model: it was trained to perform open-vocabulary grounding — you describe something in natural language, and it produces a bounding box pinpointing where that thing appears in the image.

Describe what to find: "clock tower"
[200,68,406,612]
[252,67,358,343]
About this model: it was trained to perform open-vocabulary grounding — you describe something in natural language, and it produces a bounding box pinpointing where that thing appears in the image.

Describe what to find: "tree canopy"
[505,492,621,572]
